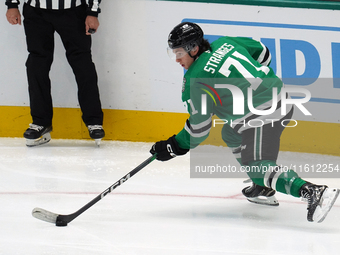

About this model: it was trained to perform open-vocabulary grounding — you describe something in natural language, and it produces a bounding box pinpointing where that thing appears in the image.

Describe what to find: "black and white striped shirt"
[5,0,101,14]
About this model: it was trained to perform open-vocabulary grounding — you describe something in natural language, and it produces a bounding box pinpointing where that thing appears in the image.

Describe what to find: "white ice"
[0,138,339,255]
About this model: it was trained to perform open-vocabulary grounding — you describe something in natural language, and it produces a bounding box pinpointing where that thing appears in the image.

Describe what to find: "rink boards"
[0,106,338,156]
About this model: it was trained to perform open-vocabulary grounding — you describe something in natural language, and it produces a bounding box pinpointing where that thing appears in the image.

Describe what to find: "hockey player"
[150,22,339,223]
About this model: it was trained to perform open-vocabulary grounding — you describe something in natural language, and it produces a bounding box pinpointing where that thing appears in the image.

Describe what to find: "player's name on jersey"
[204,43,235,74]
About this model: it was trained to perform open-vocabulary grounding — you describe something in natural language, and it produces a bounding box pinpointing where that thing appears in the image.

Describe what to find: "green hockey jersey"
[175,36,289,149]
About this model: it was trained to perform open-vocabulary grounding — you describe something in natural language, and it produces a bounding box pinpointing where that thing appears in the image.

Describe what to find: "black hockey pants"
[23,3,103,127]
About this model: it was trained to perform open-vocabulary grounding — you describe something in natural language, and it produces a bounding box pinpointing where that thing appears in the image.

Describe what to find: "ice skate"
[300,182,340,223]
[87,125,105,147]
[24,124,52,147]
[242,182,279,206]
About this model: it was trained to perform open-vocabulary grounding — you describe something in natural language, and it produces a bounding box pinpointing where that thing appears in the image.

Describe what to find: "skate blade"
[95,139,101,147]
[26,133,51,147]
[313,188,340,223]
[247,195,279,206]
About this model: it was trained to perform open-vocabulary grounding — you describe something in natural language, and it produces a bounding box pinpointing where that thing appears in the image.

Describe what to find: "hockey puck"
[88,28,96,34]
[56,220,68,227]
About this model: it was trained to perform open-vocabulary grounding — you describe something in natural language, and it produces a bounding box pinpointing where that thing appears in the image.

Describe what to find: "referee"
[5,0,105,146]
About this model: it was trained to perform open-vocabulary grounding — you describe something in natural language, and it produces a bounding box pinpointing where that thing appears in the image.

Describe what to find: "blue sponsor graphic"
[182,18,340,104]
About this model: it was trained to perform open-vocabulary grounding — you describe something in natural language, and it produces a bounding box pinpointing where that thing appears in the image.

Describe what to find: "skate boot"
[300,182,340,223]
[242,182,279,206]
[24,124,52,147]
[88,125,105,147]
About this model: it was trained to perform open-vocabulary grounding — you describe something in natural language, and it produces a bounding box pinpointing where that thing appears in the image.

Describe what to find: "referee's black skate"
[300,182,340,223]
[87,125,105,147]
[24,124,52,147]
[242,182,279,206]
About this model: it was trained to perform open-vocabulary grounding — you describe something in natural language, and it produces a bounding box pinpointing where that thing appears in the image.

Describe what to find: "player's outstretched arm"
[150,135,189,161]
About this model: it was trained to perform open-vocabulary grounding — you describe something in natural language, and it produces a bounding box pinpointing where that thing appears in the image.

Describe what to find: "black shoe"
[299,182,339,223]
[23,124,52,139]
[87,125,105,139]
[242,183,279,206]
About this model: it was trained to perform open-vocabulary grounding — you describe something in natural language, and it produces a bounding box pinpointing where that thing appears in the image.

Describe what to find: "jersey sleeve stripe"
[184,116,212,138]
[257,43,271,66]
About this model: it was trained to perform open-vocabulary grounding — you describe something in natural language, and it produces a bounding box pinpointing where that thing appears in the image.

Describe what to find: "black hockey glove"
[150,135,189,161]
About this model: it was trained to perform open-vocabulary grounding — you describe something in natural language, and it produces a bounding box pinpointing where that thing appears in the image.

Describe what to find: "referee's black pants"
[23,3,103,127]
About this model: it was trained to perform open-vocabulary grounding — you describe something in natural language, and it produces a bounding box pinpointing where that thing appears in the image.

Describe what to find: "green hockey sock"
[247,160,306,197]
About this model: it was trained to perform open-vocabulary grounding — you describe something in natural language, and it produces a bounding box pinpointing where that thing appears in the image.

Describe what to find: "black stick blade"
[32,207,59,224]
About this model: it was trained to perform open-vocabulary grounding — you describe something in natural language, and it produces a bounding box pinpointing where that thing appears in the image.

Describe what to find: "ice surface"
[0,138,339,255]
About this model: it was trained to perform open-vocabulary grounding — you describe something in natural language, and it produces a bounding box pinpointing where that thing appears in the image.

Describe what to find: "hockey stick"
[32,154,157,226]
